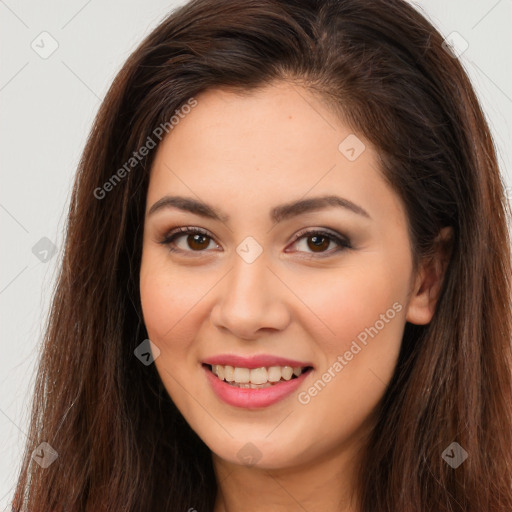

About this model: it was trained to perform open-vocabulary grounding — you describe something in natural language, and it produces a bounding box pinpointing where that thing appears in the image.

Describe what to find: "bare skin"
[139,81,450,512]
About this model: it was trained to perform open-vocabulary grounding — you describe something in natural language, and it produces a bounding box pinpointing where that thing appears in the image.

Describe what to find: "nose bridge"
[210,245,289,338]
[230,249,269,304]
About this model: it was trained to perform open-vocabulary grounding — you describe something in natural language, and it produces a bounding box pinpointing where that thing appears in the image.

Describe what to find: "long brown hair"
[13,0,512,510]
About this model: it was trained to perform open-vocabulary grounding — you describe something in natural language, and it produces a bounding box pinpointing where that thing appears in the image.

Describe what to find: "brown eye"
[160,227,218,253]
[306,234,331,252]
[186,233,211,251]
[288,229,351,256]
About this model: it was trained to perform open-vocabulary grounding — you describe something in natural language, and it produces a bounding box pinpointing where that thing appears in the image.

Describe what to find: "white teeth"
[268,366,282,382]
[281,366,293,380]
[224,365,234,382]
[210,364,308,385]
[250,367,268,384]
[234,367,250,384]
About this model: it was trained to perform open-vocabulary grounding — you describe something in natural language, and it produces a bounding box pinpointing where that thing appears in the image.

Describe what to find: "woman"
[13,0,512,510]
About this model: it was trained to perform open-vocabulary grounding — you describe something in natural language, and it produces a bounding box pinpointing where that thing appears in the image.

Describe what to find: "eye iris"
[188,233,209,250]
[307,234,329,252]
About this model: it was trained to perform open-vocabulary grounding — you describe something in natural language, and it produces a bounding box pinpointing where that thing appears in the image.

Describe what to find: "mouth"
[202,363,314,389]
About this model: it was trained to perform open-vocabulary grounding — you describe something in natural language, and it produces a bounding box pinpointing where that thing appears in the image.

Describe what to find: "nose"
[210,251,291,340]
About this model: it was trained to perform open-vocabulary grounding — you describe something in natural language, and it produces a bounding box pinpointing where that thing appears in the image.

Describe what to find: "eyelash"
[158,226,352,257]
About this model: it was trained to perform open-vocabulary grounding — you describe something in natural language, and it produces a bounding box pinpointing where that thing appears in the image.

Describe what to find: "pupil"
[189,234,208,250]
[309,235,328,252]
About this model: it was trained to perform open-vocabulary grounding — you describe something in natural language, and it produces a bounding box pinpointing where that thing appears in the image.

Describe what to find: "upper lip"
[202,354,313,369]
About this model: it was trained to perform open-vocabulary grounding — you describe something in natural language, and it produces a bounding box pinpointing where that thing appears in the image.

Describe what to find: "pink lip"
[203,365,313,409]
[202,354,313,369]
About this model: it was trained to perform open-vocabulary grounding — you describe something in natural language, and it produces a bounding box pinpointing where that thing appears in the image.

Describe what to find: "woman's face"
[140,82,430,471]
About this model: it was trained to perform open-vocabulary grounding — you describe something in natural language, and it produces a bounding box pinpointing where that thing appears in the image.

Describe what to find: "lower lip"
[203,365,312,409]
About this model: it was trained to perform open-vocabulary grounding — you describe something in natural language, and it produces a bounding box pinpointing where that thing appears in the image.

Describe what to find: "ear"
[406,226,453,325]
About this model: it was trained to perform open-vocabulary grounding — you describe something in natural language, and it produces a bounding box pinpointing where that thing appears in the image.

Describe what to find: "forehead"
[146,82,403,226]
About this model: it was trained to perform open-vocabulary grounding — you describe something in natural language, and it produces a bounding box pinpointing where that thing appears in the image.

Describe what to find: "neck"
[212,435,366,512]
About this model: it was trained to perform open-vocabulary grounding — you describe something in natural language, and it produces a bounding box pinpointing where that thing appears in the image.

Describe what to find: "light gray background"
[1,0,511,506]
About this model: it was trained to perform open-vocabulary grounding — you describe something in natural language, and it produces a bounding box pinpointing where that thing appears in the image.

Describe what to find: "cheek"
[139,255,199,350]
[139,264,200,407]
[291,265,407,444]
[140,273,178,341]
[295,262,406,353]
[139,252,222,380]
[292,258,409,423]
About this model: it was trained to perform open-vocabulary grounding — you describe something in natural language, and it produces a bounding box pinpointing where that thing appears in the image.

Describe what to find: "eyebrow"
[147,194,371,223]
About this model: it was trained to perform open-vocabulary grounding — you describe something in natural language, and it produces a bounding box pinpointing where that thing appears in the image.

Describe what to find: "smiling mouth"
[203,363,313,389]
